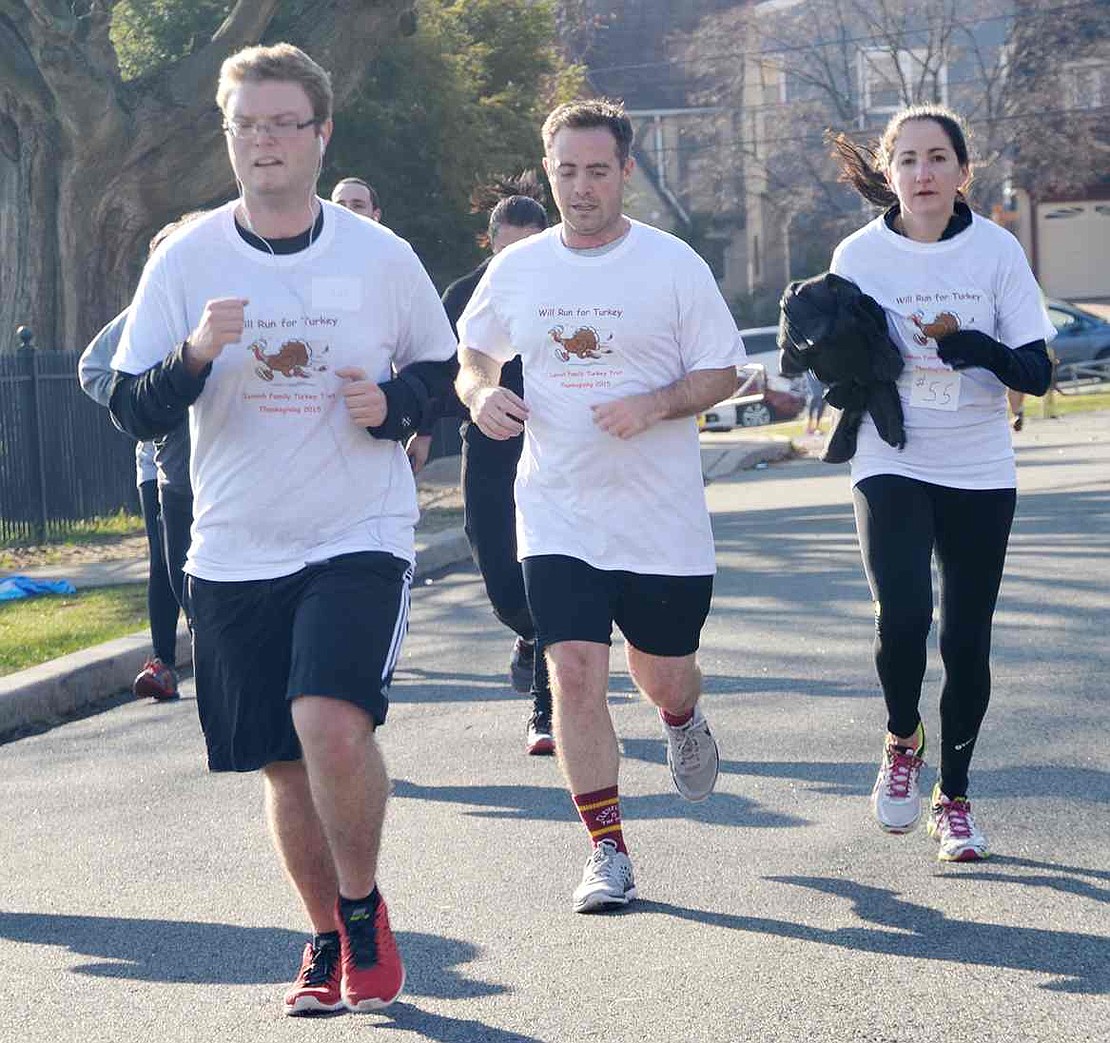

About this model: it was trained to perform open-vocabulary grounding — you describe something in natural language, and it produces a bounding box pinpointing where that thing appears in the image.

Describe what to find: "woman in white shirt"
[828,105,1053,861]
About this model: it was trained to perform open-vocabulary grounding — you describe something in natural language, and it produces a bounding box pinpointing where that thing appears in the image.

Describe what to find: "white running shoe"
[871,736,925,833]
[572,840,637,914]
[662,705,720,803]
[927,785,990,862]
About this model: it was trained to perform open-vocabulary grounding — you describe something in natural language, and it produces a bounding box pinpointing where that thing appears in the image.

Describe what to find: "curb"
[0,527,473,741]
[412,527,472,580]
[0,627,192,739]
[0,442,783,740]
[701,438,794,481]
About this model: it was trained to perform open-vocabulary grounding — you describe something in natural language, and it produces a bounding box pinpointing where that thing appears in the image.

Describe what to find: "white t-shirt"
[831,213,1054,489]
[457,219,745,575]
[112,201,457,581]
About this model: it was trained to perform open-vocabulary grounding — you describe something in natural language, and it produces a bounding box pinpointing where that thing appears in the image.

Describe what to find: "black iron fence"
[1,329,138,545]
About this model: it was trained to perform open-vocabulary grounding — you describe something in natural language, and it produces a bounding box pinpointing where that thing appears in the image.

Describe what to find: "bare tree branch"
[675,0,1108,299]
[23,0,75,33]
[167,0,283,106]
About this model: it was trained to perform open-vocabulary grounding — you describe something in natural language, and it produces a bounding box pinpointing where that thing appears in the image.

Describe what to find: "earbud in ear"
[318,138,325,158]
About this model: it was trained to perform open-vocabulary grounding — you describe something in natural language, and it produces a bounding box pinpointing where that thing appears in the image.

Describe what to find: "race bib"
[311,276,362,312]
[909,367,961,411]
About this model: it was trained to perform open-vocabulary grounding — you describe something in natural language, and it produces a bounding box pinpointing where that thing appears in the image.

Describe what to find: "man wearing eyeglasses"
[109,43,456,1017]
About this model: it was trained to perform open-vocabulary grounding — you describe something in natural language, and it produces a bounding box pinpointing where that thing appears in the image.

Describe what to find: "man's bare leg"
[627,646,719,803]
[289,695,404,1010]
[291,695,389,899]
[548,640,636,911]
[547,640,617,793]
[625,646,701,716]
[262,759,340,933]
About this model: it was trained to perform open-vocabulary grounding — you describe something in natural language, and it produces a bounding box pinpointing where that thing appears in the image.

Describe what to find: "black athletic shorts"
[185,551,412,773]
[522,554,713,657]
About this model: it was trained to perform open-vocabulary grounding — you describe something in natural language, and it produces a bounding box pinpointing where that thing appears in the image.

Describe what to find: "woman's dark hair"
[472,170,548,248]
[148,210,209,257]
[830,104,972,208]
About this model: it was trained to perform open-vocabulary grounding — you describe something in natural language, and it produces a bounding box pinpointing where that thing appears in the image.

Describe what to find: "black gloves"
[935,329,997,369]
[366,357,456,442]
[936,330,1053,396]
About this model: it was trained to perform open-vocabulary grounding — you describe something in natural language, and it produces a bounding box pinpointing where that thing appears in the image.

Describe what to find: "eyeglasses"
[222,117,319,140]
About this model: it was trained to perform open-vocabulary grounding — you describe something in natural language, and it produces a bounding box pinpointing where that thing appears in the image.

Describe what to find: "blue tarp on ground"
[0,576,77,601]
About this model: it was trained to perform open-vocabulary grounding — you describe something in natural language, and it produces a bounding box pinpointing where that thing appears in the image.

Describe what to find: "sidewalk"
[0,432,792,738]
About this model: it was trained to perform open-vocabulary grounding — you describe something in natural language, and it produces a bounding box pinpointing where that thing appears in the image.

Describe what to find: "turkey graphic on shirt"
[910,310,960,346]
[249,338,330,382]
[548,324,615,364]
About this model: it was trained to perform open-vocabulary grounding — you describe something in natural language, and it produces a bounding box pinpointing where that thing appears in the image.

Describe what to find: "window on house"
[1063,59,1108,110]
[700,237,727,280]
[760,58,788,105]
[858,48,947,116]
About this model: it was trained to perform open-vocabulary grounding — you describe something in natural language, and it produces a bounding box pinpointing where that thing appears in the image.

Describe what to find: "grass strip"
[0,583,150,677]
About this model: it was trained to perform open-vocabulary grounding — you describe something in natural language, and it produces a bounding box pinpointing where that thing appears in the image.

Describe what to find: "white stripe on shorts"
[382,562,414,682]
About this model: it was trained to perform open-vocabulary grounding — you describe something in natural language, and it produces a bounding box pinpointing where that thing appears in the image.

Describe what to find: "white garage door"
[1036,200,1110,300]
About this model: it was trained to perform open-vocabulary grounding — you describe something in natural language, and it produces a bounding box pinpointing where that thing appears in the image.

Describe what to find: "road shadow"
[372,1002,544,1041]
[391,778,806,829]
[621,739,873,795]
[635,873,1109,994]
[706,485,1109,657]
[0,911,503,999]
[391,666,522,705]
[954,854,1110,905]
[619,743,1110,804]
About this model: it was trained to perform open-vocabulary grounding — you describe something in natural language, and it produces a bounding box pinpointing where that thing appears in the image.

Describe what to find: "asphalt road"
[2,413,1107,1043]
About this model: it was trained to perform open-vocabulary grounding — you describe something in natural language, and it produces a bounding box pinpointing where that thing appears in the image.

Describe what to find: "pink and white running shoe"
[870,735,926,834]
[927,785,990,862]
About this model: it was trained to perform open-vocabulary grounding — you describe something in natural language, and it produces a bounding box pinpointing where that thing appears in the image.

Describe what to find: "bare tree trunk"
[0,0,414,351]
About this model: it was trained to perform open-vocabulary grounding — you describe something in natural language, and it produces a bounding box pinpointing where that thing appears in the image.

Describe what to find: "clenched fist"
[592,391,665,439]
[406,433,433,473]
[470,386,528,440]
[186,297,248,368]
[336,367,388,428]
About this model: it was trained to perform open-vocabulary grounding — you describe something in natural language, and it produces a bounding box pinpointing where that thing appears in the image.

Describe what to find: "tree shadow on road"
[635,874,1109,994]
[0,912,502,998]
[391,778,807,829]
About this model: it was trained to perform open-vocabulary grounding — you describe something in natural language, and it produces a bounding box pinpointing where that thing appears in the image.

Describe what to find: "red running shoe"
[132,657,179,701]
[336,895,405,1012]
[283,939,343,1016]
[526,708,555,756]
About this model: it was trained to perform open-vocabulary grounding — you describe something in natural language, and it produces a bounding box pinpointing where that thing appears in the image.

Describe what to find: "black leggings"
[852,475,1016,798]
[460,422,550,705]
[158,486,192,612]
[139,480,181,667]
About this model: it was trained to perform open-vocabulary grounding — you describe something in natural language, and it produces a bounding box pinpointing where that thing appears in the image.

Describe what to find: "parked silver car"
[1046,300,1110,365]
[698,327,808,431]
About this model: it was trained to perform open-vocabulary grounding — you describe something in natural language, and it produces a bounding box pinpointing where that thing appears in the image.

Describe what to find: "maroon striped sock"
[572,785,627,854]
[660,706,694,727]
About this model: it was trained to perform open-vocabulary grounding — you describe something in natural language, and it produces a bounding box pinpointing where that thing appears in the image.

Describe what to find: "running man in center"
[455,99,746,912]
